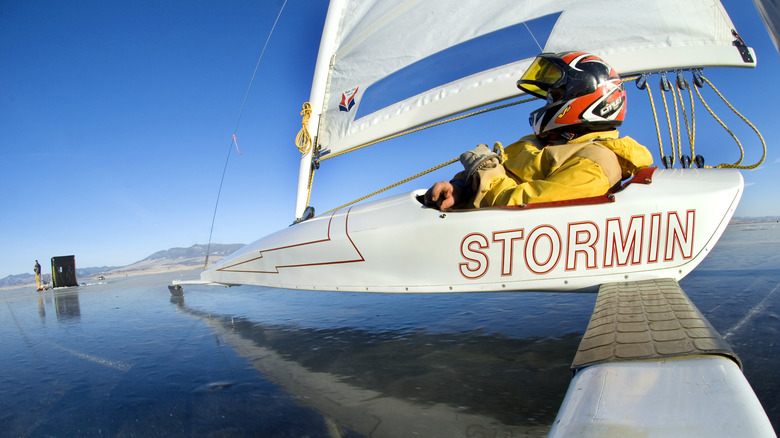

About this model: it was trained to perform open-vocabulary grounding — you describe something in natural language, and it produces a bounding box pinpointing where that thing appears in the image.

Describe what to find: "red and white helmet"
[517,52,626,141]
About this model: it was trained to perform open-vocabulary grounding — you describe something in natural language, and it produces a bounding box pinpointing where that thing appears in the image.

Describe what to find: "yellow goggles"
[518,57,563,98]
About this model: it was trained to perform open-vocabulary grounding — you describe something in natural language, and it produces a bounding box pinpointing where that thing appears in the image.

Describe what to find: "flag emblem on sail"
[339,87,359,112]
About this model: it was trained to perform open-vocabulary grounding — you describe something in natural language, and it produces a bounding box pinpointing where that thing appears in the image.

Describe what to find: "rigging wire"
[643,81,667,164]
[659,76,678,167]
[676,75,696,162]
[321,97,537,162]
[323,157,460,215]
[522,22,544,52]
[203,0,288,270]
[670,84,682,163]
[693,81,744,166]
[646,70,765,170]
[696,75,766,169]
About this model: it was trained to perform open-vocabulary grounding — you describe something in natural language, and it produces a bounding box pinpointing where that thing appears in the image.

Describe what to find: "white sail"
[295,0,755,218]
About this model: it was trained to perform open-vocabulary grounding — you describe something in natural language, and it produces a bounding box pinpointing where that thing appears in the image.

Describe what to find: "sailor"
[424,51,653,210]
[34,260,42,291]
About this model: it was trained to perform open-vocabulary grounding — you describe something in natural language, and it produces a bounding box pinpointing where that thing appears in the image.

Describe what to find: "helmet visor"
[518,57,563,98]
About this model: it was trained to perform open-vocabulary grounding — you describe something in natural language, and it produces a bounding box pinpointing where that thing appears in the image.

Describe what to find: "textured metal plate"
[571,278,739,370]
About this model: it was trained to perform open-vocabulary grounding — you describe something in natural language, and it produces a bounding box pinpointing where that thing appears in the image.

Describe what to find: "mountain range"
[0,244,244,289]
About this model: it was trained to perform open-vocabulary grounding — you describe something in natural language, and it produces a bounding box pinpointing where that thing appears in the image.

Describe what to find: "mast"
[294,0,346,220]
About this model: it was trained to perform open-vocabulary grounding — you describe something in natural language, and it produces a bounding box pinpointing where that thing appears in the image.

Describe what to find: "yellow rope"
[305,166,315,209]
[682,84,696,158]
[493,141,506,163]
[321,97,536,162]
[659,81,677,166]
[672,83,682,162]
[676,85,690,160]
[644,84,667,162]
[693,82,744,167]
[323,157,460,214]
[699,76,766,169]
[296,102,313,154]
[294,102,315,211]
[670,84,682,162]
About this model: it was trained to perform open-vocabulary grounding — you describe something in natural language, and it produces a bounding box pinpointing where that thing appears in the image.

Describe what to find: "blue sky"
[1,0,779,279]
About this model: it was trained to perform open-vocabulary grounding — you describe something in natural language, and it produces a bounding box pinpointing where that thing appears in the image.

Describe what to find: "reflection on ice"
[54,290,81,321]
[176,300,580,437]
[193,381,236,393]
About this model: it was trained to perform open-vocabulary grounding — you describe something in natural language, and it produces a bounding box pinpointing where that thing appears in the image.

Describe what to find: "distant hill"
[0,244,244,289]
[108,243,243,276]
[731,216,780,224]
[138,244,240,262]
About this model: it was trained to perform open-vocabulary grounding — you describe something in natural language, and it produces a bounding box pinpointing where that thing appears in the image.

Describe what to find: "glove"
[460,144,500,185]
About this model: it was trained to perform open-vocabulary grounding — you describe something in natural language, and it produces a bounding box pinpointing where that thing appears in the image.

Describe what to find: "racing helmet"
[517,52,626,141]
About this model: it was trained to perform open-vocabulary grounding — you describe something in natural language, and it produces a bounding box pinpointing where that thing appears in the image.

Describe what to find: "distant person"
[34,260,42,291]
[424,51,652,210]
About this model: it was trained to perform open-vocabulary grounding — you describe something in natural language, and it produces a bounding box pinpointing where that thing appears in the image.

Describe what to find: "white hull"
[202,168,742,293]
[550,278,775,436]
[550,357,774,437]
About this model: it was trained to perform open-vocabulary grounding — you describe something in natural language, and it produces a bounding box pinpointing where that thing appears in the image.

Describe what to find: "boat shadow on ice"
[171,295,576,437]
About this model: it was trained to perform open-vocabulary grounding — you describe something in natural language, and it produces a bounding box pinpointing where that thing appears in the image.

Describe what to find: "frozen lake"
[1,223,778,436]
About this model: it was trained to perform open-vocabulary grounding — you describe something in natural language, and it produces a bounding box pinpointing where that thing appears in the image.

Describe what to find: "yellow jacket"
[469,131,653,207]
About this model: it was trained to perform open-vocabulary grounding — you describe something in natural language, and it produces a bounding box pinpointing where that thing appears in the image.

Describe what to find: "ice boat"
[178,0,776,435]
[201,167,743,293]
[199,0,758,293]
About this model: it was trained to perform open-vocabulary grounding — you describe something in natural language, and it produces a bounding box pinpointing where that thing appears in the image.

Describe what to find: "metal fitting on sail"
[692,70,705,88]
[636,74,649,90]
[293,206,316,225]
[676,72,689,90]
[660,73,671,92]
[731,29,754,63]
[312,145,329,170]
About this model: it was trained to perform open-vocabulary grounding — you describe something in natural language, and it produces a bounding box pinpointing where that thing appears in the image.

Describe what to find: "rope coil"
[296,102,313,155]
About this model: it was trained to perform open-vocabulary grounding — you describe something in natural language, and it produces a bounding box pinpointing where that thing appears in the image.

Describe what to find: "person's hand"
[424,181,463,210]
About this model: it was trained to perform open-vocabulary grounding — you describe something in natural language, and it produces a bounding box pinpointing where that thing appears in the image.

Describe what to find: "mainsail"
[296,0,755,219]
